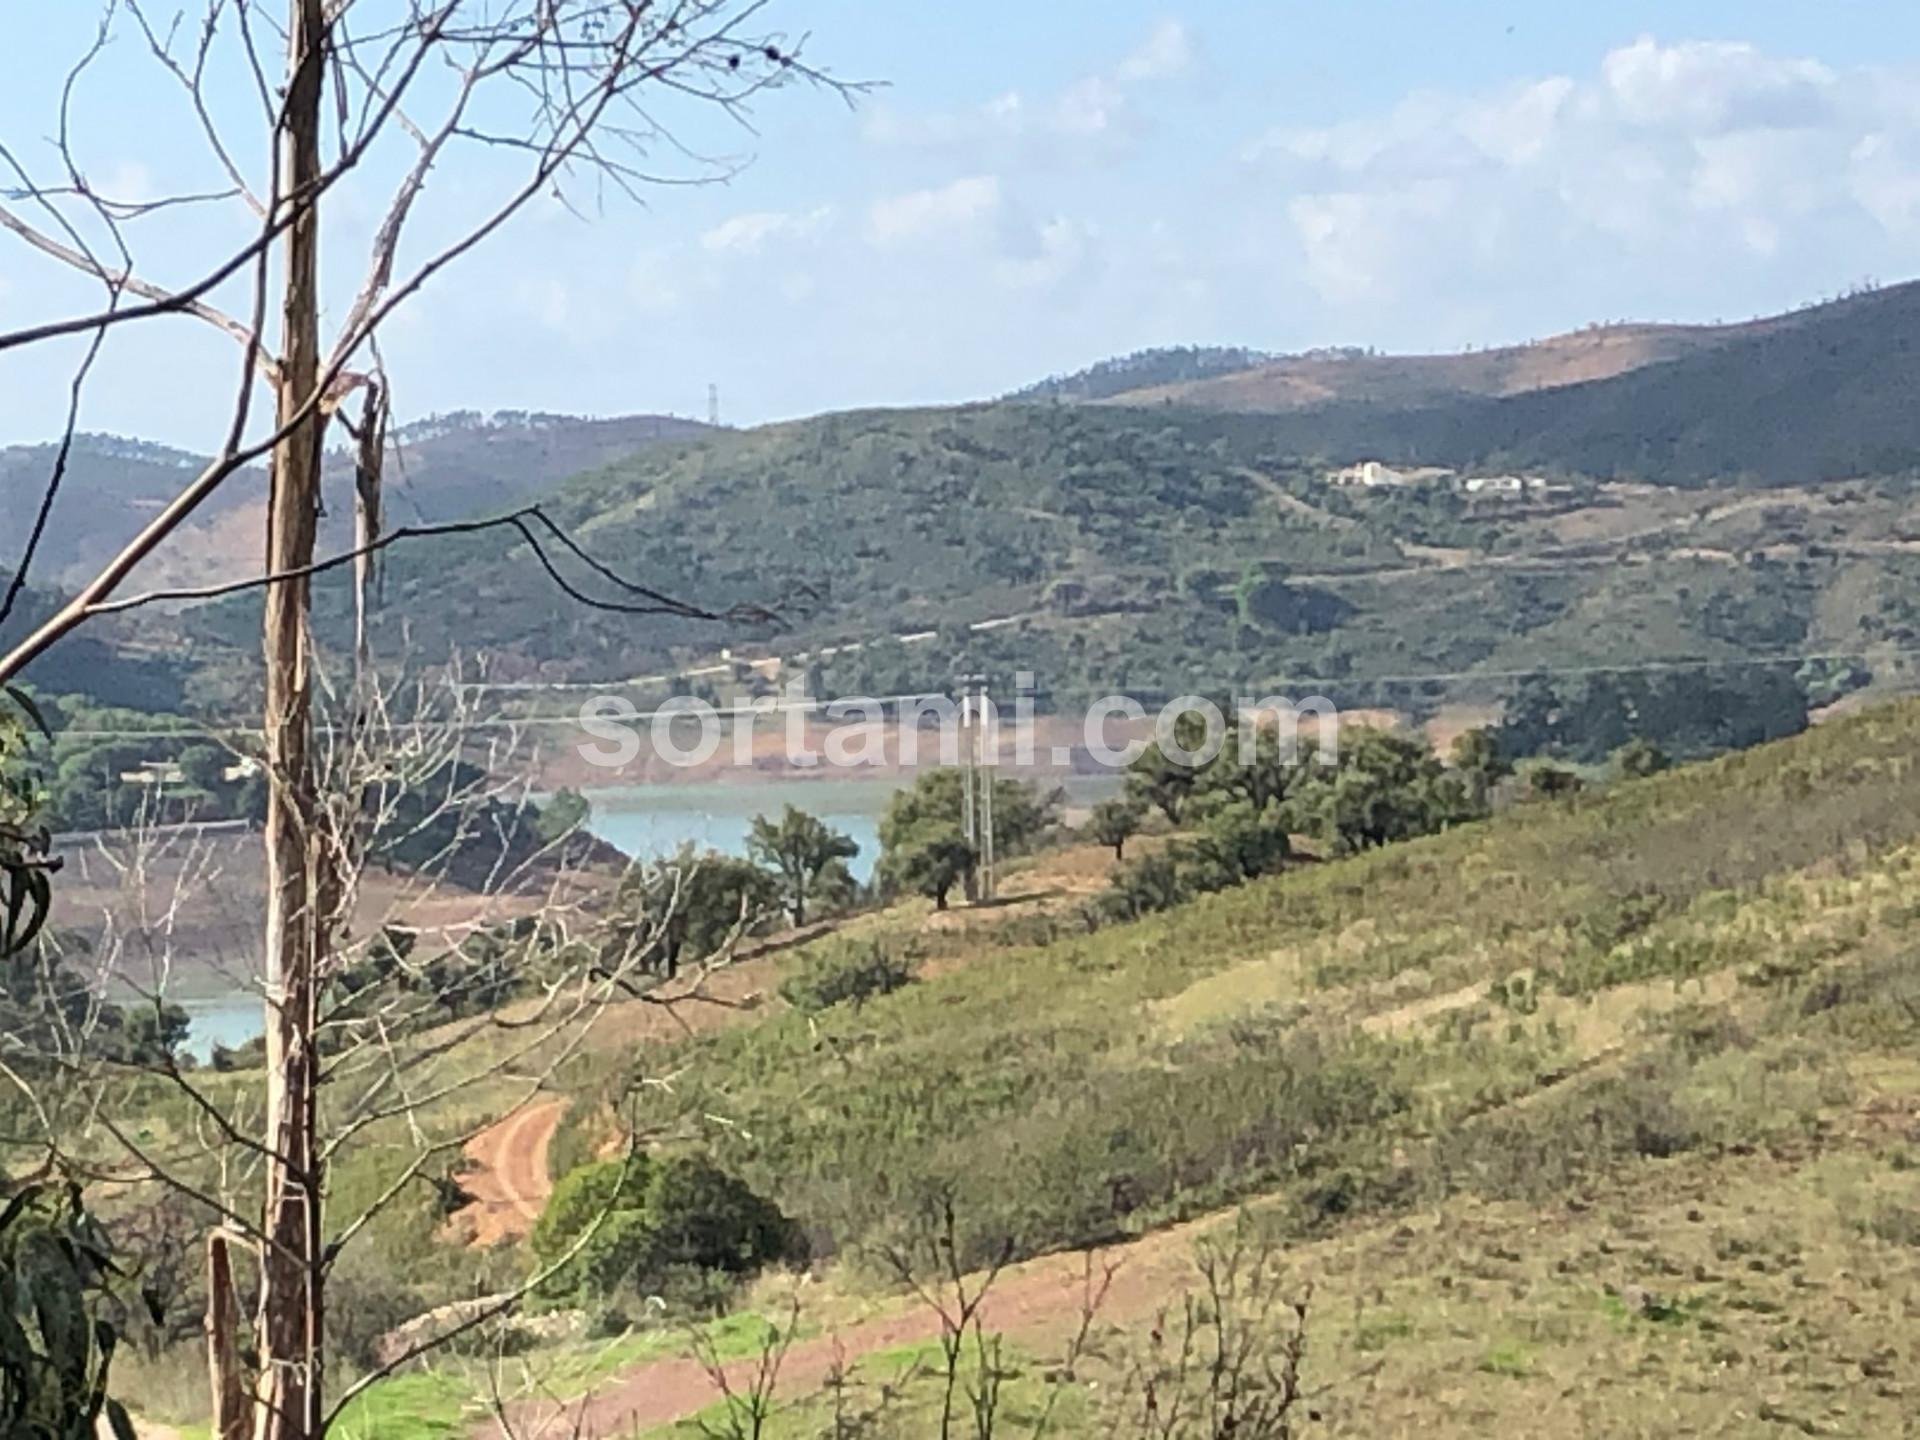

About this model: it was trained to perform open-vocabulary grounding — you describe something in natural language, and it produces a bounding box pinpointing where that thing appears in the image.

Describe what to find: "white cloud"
[862,16,1196,158]
[514,276,608,339]
[994,216,1096,290]
[1288,183,1458,305]
[1599,35,1834,135]
[1851,131,1920,233]
[1116,18,1194,83]
[1053,76,1126,138]
[1456,78,1576,168]
[701,206,835,256]
[1249,36,1920,308]
[98,161,157,206]
[866,175,1002,248]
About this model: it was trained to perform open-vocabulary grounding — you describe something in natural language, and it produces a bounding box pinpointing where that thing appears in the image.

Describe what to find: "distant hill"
[0,437,243,593]
[1094,281,1920,488]
[0,567,188,711]
[297,404,1354,687]
[1418,281,1920,485]
[1104,324,1742,412]
[0,411,711,594]
[35,280,1920,711]
[372,410,712,526]
[1009,346,1276,402]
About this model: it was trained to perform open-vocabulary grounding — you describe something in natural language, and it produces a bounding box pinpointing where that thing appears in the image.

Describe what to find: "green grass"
[332,1371,476,1440]
[325,1311,810,1440]
[1477,1340,1537,1378]
[642,1336,1075,1440]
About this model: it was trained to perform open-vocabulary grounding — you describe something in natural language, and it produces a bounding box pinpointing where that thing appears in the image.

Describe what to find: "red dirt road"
[483,1220,1211,1439]
[450,1098,568,1247]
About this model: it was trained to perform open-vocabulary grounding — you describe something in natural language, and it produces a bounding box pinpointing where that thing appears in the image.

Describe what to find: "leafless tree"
[875,1192,1017,1440]
[0,11,848,1436]
[689,1293,803,1440]
[3,670,785,1437]
[1106,1230,1311,1440]
[822,1206,1120,1440]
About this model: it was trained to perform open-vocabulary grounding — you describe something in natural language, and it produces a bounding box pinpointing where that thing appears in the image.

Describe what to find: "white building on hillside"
[1327,460,1457,488]
[1460,474,1557,497]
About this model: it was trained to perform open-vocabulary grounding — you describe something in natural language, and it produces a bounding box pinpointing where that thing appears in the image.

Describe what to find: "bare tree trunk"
[254,4,329,1436]
[206,1233,249,1440]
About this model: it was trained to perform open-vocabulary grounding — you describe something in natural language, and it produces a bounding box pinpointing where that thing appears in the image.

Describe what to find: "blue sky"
[5,1,1920,447]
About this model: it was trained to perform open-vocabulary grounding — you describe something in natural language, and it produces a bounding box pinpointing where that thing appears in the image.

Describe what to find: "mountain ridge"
[0,409,712,595]
[1006,280,1905,423]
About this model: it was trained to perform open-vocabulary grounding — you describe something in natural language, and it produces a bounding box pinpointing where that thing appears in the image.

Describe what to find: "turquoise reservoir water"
[178,773,1115,1055]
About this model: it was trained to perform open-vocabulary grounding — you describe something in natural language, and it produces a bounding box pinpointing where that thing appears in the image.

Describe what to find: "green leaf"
[2,865,24,956]
[1,863,50,958]
[0,1185,42,1244]
[3,686,49,741]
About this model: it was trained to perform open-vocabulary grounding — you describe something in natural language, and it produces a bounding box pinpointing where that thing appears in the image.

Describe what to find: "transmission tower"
[707,382,720,427]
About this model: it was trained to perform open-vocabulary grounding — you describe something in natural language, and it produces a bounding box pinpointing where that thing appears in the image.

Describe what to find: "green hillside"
[0,568,189,711]
[60,279,1920,718]
[0,412,711,607]
[300,403,1392,688]
[567,696,1920,1267]
[247,398,1920,721]
[485,696,1920,1435]
[0,436,228,589]
[83,692,1920,1438]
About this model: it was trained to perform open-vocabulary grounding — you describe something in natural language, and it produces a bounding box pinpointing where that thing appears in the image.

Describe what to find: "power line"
[29,642,1914,744]
[49,692,958,742]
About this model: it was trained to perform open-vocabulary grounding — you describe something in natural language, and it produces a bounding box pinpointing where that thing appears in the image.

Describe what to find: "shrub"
[1187,797,1291,884]
[1527,764,1585,798]
[325,1240,430,1371]
[1612,737,1673,779]
[532,1153,803,1304]
[1108,849,1189,918]
[605,847,782,975]
[530,1153,655,1300]
[1085,795,1147,859]
[779,940,916,1013]
[642,1154,805,1276]
[1866,1202,1920,1248]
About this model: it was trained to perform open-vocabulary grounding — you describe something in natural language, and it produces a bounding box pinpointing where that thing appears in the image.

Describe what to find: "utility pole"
[979,678,995,903]
[957,673,992,903]
[959,676,977,903]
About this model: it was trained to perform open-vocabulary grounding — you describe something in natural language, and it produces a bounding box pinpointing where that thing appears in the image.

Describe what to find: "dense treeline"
[1008,345,1276,402]
[1497,665,1816,764]
[1097,721,1503,921]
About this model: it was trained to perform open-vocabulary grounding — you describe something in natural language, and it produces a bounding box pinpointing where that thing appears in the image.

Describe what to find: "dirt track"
[483,1218,1213,1439]
[452,1098,569,1246]
[446,934,826,1248]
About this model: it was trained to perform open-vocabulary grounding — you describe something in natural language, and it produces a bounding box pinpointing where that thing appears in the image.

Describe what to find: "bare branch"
[0,201,280,382]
